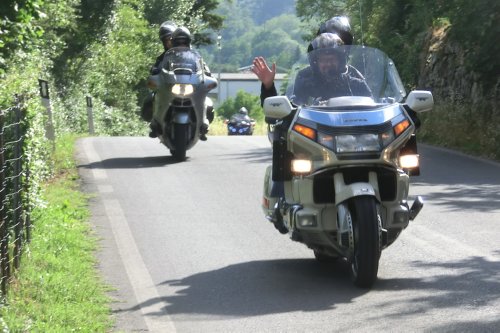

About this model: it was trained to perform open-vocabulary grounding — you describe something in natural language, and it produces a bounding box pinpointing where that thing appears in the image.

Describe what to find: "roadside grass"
[419,103,500,161]
[0,134,113,332]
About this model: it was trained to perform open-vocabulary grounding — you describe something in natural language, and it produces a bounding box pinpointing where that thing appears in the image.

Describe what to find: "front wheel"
[171,123,189,161]
[349,196,381,288]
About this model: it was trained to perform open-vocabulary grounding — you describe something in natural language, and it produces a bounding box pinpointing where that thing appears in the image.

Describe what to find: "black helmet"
[238,107,248,115]
[308,33,347,76]
[159,21,177,41]
[171,26,191,47]
[319,16,353,45]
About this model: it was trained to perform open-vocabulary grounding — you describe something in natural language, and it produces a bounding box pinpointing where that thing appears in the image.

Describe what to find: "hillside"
[1,0,499,159]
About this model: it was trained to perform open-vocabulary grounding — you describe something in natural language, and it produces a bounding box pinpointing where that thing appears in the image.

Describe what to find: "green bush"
[215,90,263,121]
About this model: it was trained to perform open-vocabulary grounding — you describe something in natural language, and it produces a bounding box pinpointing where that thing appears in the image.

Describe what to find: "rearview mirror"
[263,96,293,119]
[405,90,433,113]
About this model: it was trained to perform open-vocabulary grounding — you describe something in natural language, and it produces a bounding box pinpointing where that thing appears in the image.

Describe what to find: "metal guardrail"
[0,99,30,298]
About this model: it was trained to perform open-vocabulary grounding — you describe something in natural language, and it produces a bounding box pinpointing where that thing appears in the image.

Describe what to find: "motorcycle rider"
[230,107,252,122]
[149,26,213,141]
[253,31,372,232]
[291,33,372,105]
[170,26,211,140]
[228,107,254,135]
[142,21,177,136]
[253,16,358,106]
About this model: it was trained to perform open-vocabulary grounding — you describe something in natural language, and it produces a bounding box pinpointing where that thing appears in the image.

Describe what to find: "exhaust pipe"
[409,196,424,220]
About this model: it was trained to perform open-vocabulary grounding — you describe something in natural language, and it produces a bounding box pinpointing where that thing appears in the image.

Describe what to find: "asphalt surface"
[76,136,500,333]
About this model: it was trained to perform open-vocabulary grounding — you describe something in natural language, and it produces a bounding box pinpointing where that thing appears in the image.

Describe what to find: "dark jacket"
[291,66,372,105]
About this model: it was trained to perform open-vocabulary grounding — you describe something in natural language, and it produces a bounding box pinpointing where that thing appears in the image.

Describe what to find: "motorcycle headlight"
[400,154,419,168]
[317,128,396,154]
[291,159,312,174]
[171,84,194,97]
[335,133,380,153]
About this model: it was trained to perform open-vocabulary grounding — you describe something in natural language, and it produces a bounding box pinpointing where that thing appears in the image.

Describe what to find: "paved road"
[76,136,500,333]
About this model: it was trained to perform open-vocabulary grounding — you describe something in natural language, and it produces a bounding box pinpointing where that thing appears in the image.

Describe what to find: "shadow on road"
[78,155,183,169]
[411,145,500,212]
[117,258,365,317]
[375,256,500,330]
[115,256,499,328]
[377,256,500,306]
[217,147,272,164]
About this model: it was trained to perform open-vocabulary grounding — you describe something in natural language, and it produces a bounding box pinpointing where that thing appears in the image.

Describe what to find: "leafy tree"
[0,0,45,71]
[216,90,263,121]
[238,0,295,25]
[200,8,304,71]
[250,29,302,68]
[143,0,223,45]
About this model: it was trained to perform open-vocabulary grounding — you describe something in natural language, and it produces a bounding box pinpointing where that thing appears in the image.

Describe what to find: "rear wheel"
[171,123,189,161]
[349,196,381,288]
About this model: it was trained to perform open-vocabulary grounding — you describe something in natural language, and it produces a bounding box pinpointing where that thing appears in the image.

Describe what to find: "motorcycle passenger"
[155,21,178,72]
[142,21,177,136]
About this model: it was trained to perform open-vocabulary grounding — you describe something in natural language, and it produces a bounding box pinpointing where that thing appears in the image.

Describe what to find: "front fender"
[173,112,190,124]
[333,172,380,204]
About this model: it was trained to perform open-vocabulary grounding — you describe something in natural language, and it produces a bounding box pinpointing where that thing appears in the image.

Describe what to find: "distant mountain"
[235,0,296,25]
[200,0,301,71]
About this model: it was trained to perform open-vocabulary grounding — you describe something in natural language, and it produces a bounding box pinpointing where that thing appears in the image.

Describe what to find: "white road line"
[103,199,177,333]
[82,138,176,332]
[82,138,108,180]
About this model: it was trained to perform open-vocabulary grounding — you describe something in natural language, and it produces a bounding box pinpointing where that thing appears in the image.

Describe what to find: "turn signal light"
[394,119,410,136]
[293,124,316,141]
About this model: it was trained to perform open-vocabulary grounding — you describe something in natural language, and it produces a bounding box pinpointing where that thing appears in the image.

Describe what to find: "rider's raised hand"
[251,56,276,90]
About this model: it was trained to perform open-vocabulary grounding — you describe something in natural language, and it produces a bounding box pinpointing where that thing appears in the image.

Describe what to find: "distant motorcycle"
[227,117,256,135]
[147,46,217,160]
[262,45,433,288]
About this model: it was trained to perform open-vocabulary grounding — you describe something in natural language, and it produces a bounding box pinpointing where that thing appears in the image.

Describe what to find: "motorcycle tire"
[349,196,381,288]
[171,123,189,161]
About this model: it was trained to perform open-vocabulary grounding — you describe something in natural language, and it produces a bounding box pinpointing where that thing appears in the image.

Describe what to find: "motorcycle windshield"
[285,45,406,107]
[162,47,202,74]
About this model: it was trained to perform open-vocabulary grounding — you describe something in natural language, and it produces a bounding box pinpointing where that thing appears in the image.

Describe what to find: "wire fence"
[0,98,30,299]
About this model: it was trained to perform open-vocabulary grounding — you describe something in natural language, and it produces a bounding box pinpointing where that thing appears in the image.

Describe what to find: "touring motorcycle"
[261,45,433,288]
[227,117,256,135]
[147,46,217,160]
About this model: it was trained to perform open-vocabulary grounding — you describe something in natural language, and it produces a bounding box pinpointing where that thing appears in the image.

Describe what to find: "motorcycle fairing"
[296,103,406,129]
